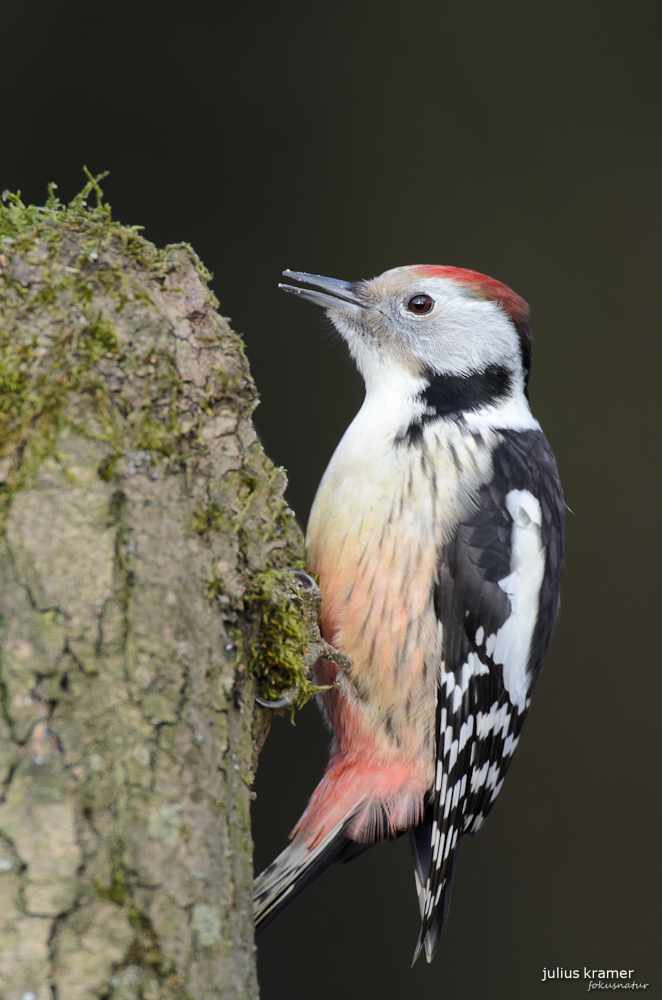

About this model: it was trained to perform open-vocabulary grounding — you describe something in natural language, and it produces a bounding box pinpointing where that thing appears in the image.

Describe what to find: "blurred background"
[3,0,660,996]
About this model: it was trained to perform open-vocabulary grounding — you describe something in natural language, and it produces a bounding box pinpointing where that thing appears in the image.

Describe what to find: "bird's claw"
[255,688,300,709]
[290,569,317,592]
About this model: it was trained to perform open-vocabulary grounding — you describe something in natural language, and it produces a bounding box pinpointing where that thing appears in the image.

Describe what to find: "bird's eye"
[406,294,434,314]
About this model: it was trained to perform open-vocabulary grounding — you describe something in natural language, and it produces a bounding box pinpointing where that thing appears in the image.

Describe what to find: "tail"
[409,819,459,964]
[255,753,428,934]
[254,819,368,934]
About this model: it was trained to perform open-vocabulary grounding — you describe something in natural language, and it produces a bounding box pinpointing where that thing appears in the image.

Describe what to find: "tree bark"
[0,180,303,999]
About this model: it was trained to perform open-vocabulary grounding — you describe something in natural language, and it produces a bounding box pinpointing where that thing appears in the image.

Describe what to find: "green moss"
[80,312,122,363]
[195,459,312,707]
[0,340,36,418]
[124,907,165,973]
[243,568,325,709]
[0,170,194,524]
[92,868,130,906]
[191,499,230,539]
[131,409,181,458]
[0,311,119,520]
[1,169,114,250]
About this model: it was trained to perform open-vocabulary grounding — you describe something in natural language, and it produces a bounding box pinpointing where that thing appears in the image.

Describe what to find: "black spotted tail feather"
[410,820,459,964]
[255,820,364,934]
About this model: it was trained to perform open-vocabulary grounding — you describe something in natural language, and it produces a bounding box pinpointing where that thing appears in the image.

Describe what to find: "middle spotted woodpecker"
[254,265,564,963]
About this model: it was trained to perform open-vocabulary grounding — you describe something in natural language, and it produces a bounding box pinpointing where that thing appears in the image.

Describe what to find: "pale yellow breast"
[307,421,491,763]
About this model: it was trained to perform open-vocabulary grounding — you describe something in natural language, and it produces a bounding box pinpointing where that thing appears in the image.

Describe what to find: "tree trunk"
[0,178,304,999]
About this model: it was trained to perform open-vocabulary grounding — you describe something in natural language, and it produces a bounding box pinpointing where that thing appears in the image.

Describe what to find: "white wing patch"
[484,488,545,712]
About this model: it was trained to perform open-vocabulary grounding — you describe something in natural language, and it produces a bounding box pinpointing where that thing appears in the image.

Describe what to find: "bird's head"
[280,265,533,399]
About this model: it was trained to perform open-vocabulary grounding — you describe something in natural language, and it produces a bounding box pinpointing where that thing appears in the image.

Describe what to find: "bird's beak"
[279,270,364,310]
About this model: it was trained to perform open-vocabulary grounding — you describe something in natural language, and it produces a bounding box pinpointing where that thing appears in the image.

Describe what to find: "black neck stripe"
[421,363,513,419]
[395,364,513,446]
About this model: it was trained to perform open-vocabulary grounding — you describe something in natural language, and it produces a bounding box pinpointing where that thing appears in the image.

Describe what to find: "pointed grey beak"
[279,270,364,310]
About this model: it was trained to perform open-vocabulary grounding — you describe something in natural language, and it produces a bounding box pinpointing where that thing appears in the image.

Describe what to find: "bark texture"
[0,182,304,999]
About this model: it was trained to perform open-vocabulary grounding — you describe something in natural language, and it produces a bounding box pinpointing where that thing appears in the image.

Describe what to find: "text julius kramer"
[542,969,648,990]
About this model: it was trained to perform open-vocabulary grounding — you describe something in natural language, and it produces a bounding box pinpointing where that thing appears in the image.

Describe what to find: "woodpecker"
[254,265,564,963]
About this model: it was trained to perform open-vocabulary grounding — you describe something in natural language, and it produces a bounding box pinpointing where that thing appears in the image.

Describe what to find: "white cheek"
[404,296,520,377]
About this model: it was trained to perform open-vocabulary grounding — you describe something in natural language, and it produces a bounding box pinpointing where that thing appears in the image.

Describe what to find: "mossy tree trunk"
[0,180,304,1000]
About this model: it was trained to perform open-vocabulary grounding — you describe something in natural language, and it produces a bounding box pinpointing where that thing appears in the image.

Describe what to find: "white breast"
[306,380,495,757]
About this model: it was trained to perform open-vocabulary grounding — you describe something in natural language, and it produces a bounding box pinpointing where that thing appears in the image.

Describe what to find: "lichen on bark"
[0,174,305,999]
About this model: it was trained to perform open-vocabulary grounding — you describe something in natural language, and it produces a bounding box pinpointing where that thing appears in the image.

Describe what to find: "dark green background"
[4,1,660,996]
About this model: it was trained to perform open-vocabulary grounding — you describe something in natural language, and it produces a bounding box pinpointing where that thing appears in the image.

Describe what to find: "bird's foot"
[254,570,350,709]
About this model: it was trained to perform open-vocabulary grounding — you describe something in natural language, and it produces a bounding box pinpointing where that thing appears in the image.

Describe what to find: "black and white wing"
[413,428,564,963]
